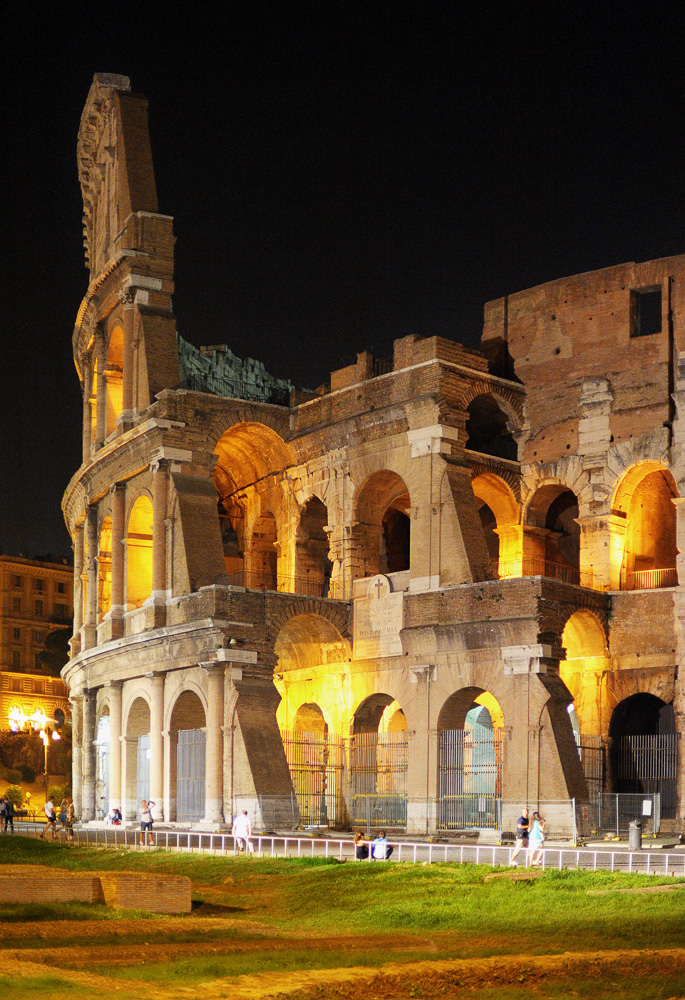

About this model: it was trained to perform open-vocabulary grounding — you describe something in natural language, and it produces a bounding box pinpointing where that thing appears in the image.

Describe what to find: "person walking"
[231,810,253,854]
[3,797,14,834]
[41,797,57,840]
[140,799,155,846]
[529,811,546,867]
[510,807,530,866]
[65,798,75,843]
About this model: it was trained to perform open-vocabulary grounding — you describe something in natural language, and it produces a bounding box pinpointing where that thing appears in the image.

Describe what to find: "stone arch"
[465,393,519,461]
[353,693,398,735]
[295,496,332,597]
[523,482,580,583]
[472,473,521,577]
[214,422,293,585]
[437,687,505,732]
[437,687,504,817]
[560,610,609,736]
[123,694,151,820]
[105,322,124,437]
[294,703,327,733]
[351,693,408,803]
[611,462,678,590]
[353,470,411,579]
[98,515,112,620]
[608,692,677,815]
[169,689,207,823]
[275,613,350,675]
[126,493,153,609]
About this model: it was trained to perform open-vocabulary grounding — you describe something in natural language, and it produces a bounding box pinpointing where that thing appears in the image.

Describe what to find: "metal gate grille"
[177,728,206,822]
[136,734,150,817]
[438,729,503,829]
[617,734,678,818]
[95,715,110,820]
[282,730,345,826]
[576,734,605,799]
[350,732,408,827]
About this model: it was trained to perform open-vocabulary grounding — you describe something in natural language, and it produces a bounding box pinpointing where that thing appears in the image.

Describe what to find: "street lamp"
[7,707,61,797]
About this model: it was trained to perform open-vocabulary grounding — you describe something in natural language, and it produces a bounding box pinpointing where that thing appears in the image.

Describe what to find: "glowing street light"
[7,707,61,796]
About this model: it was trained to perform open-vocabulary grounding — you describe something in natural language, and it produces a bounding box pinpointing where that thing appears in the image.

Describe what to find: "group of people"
[353,830,393,860]
[40,796,75,841]
[510,807,546,867]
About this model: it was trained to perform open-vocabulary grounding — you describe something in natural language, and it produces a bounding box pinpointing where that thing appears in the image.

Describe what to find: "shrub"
[48,784,70,804]
[5,770,21,785]
[18,763,36,783]
[5,785,22,807]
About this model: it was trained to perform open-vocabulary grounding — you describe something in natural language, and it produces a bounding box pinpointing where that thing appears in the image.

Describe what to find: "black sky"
[2,3,685,558]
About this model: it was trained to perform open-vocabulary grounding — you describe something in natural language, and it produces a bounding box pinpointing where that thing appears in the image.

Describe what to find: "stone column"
[107,682,123,813]
[577,514,622,591]
[71,696,83,820]
[204,665,225,825]
[119,287,135,427]
[71,524,84,657]
[82,507,99,651]
[151,460,168,598]
[82,359,93,463]
[406,664,437,835]
[109,483,126,636]
[81,689,97,822]
[149,674,165,822]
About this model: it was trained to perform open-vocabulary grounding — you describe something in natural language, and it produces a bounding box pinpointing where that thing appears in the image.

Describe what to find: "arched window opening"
[620,470,678,590]
[472,473,521,579]
[296,497,332,597]
[355,471,411,581]
[478,502,499,567]
[609,694,677,819]
[351,694,408,827]
[216,470,245,579]
[294,703,326,734]
[465,395,518,461]
[251,510,278,590]
[170,691,206,823]
[125,697,150,821]
[524,485,580,585]
[98,517,112,621]
[437,687,503,831]
[105,325,124,437]
[126,496,153,610]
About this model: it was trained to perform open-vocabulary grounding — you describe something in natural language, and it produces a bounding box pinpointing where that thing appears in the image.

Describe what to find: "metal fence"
[575,792,662,839]
[576,733,605,800]
[17,822,685,876]
[615,734,678,818]
[281,730,346,827]
[438,729,503,830]
[349,732,408,828]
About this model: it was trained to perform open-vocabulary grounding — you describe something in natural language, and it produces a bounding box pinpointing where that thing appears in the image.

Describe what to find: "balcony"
[620,567,678,591]
[214,571,344,600]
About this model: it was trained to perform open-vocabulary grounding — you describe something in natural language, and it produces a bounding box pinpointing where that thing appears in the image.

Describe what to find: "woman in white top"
[140,799,155,846]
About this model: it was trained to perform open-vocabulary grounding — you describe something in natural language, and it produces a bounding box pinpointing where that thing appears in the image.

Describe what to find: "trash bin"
[628,820,642,850]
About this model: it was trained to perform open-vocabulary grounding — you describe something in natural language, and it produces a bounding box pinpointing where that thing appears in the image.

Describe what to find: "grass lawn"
[0,836,683,999]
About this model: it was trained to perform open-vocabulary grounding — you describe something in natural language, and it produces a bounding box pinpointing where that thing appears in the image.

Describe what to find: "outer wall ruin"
[63,74,685,836]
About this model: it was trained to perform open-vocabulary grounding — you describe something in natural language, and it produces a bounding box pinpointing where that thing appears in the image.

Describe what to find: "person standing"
[529,811,546,867]
[510,807,530,866]
[140,799,155,846]
[41,797,57,840]
[3,797,14,834]
[231,810,253,853]
[65,798,75,843]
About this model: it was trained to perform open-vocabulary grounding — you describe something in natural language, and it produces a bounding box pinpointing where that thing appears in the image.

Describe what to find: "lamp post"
[7,707,61,798]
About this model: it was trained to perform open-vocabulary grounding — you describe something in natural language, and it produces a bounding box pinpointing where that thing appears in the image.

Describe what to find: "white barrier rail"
[17,824,685,876]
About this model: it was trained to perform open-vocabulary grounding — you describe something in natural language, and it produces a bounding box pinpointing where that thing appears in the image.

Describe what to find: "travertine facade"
[63,75,684,834]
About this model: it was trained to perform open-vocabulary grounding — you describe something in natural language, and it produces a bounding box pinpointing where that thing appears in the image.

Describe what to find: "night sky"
[3,3,685,558]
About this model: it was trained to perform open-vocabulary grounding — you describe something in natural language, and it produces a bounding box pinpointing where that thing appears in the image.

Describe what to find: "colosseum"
[62,73,685,836]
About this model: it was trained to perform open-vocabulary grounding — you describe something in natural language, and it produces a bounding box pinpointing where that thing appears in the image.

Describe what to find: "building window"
[33,678,43,692]
[57,581,66,594]
[11,651,21,669]
[12,628,21,641]
[35,599,44,616]
[33,579,44,592]
[33,630,44,643]
[631,287,662,337]
[55,603,67,619]
[9,678,21,692]
[12,575,22,588]
[34,653,43,671]
[12,597,21,613]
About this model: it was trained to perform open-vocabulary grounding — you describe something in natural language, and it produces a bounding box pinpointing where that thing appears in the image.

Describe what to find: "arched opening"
[465,394,518,461]
[125,697,150,820]
[105,325,124,437]
[214,423,293,589]
[472,473,520,579]
[609,693,677,818]
[126,496,153,609]
[95,709,110,820]
[561,611,608,796]
[275,616,350,828]
[355,471,411,580]
[98,517,112,621]
[296,497,332,597]
[613,465,678,590]
[437,687,504,830]
[524,485,580,584]
[170,690,206,823]
[351,693,408,828]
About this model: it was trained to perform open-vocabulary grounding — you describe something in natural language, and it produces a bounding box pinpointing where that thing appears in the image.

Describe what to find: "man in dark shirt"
[510,807,529,865]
